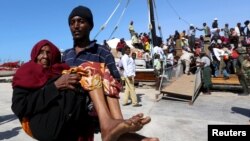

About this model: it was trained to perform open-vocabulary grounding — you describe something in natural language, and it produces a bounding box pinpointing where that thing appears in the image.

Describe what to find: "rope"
[165,0,190,25]
[94,0,122,39]
[108,0,130,39]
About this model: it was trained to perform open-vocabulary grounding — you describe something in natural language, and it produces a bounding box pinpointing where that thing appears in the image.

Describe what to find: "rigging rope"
[94,0,122,39]
[108,0,130,40]
[165,0,190,25]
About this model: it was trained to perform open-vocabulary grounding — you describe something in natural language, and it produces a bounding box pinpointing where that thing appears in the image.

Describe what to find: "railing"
[191,67,202,103]
[159,63,202,104]
[159,62,184,91]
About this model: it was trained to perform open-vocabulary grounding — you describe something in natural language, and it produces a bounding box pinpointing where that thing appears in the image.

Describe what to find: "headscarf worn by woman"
[12,39,70,89]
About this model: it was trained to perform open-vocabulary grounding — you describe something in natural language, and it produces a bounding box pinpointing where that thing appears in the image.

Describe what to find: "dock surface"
[0,82,249,141]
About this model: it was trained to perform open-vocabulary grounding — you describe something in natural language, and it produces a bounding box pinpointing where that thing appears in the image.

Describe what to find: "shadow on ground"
[136,93,145,103]
[231,107,250,118]
[0,114,17,125]
[0,127,22,140]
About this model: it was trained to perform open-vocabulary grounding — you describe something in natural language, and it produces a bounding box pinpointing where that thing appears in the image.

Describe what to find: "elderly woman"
[11,39,157,141]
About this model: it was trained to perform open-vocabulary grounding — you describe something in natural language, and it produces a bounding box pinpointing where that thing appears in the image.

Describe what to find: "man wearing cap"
[63,5,159,141]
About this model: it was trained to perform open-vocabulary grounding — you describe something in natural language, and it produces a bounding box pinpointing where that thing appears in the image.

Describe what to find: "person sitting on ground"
[11,39,158,141]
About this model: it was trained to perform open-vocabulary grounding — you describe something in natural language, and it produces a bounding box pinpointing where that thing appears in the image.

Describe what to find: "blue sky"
[0,0,249,62]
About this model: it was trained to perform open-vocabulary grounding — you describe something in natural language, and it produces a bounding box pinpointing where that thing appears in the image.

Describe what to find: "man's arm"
[196,27,204,31]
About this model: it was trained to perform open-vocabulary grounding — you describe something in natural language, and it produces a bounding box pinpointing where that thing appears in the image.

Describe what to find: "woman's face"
[36,45,51,68]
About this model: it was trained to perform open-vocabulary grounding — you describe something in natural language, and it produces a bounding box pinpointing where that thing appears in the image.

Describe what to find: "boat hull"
[135,69,156,82]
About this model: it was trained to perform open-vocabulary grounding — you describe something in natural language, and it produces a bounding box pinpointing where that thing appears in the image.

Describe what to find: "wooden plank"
[161,75,196,97]
[212,74,240,85]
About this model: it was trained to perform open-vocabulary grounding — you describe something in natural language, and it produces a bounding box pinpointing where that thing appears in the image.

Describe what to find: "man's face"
[132,53,136,60]
[125,48,131,55]
[69,16,91,40]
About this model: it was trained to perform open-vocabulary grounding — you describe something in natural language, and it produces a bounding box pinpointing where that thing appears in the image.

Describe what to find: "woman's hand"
[54,73,81,90]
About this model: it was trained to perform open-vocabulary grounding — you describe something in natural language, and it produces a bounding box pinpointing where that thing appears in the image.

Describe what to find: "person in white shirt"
[235,23,241,37]
[153,45,164,60]
[143,50,151,68]
[163,48,174,79]
[210,43,230,79]
[121,46,141,107]
[212,47,225,61]
[153,54,162,90]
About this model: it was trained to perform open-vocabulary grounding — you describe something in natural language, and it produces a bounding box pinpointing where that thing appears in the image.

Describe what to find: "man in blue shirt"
[63,5,159,141]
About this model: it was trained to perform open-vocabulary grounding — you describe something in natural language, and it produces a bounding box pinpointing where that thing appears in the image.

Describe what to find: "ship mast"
[148,0,158,47]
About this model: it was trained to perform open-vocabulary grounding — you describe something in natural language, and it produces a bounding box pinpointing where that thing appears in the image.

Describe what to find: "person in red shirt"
[116,38,127,55]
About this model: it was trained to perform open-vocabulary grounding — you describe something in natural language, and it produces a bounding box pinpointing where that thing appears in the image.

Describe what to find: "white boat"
[0,61,20,77]
[0,69,16,77]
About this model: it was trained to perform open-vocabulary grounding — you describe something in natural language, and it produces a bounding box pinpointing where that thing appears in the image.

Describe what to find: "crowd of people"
[112,18,250,95]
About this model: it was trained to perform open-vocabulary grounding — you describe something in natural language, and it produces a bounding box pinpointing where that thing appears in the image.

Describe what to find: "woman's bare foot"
[101,114,150,141]
[134,113,151,126]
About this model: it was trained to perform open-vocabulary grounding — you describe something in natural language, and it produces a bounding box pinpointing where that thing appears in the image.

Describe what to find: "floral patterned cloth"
[62,61,121,98]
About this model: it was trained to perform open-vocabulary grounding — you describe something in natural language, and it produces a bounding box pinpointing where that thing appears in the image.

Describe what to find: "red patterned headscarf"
[12,39,69,89]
